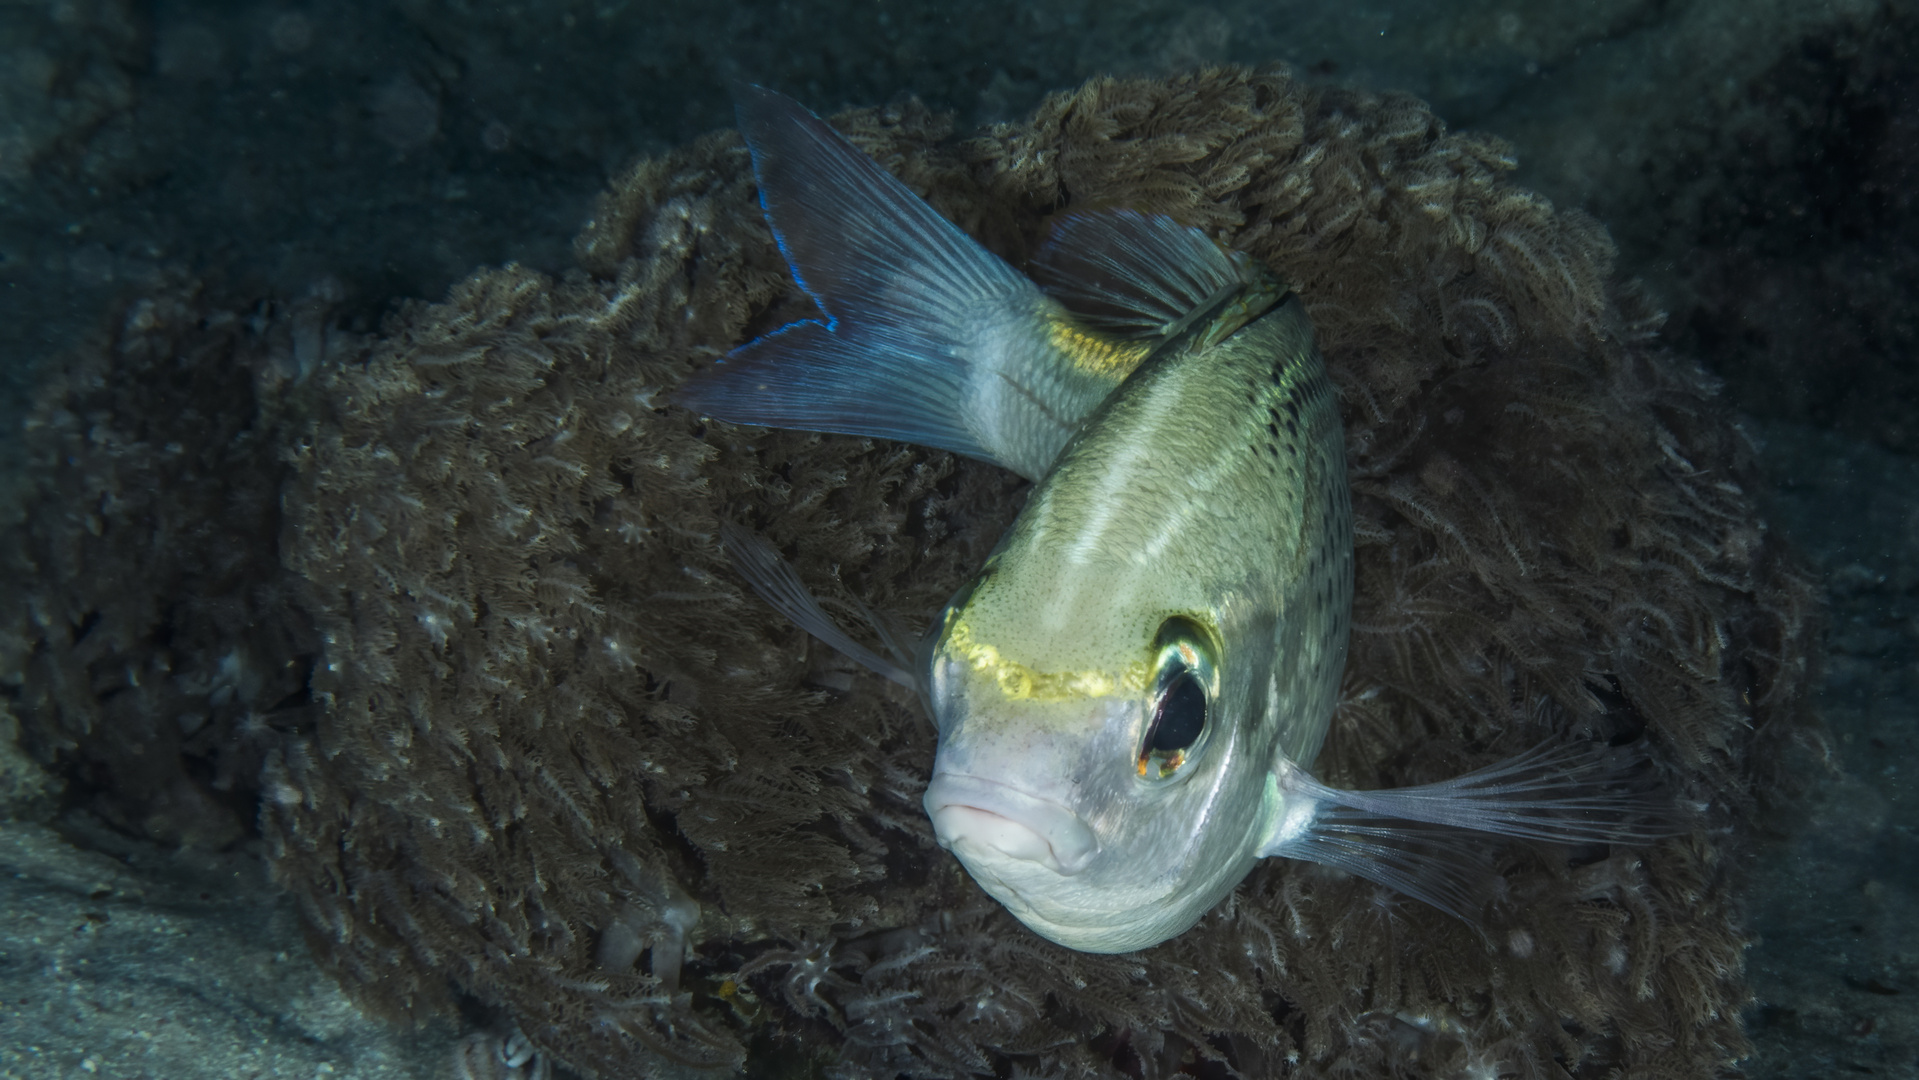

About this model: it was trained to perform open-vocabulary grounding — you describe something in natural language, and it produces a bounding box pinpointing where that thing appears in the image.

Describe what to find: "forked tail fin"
[677,85,1071,479]
[676,86,1264,482]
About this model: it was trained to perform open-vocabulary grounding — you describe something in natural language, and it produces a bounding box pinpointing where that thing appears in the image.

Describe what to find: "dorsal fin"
[1027,210,1251,339]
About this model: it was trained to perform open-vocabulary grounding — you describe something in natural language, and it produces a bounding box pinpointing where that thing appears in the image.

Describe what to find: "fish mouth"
[923,773,1099,876]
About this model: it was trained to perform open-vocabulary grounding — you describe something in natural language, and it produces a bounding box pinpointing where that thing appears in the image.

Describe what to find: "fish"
[679,85,1669,954]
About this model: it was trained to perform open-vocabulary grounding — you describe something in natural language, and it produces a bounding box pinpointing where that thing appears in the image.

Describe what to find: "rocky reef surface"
[0,784,460,1080]
[1,1,1915,1078]
[1742,423,1919,1078]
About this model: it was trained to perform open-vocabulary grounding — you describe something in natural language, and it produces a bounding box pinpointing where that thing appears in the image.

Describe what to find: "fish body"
[921,288,1351,950]
[683,86,1666,953]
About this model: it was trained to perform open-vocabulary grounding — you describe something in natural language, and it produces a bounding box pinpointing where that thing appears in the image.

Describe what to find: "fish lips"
[924,773,1100,876]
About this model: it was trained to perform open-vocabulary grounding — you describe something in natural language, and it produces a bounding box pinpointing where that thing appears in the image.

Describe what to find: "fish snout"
[923,773,1099,876]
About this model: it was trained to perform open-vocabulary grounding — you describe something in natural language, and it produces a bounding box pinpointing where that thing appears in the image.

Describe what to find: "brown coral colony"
[2,67,1816,1079]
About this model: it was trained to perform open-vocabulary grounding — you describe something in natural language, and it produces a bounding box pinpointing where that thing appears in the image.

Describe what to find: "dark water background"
[0,0,1915,1076]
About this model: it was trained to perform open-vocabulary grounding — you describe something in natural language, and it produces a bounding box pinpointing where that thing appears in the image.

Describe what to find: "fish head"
[920,563,1280,953]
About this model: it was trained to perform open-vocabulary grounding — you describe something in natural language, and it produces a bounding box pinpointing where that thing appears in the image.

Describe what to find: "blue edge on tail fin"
[675,84,1032,465]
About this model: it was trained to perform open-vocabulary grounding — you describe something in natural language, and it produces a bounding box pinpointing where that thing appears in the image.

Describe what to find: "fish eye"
[1149,672,1206,751]
[1138,617,1217,781]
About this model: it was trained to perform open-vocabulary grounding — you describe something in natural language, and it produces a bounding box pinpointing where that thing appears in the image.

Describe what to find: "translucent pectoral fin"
[1291,741,1677,845]
[720,521,919,691]
[1263,809,1506,922]
[1258,743,1677,922]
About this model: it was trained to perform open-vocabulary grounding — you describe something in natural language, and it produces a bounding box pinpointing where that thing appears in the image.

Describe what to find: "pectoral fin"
[720,521,920,692]
[1259,742,1675,921]
[1028,209,1255,338]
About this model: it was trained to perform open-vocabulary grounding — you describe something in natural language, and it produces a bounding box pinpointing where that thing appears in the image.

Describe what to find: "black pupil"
[1149,671,1207,753]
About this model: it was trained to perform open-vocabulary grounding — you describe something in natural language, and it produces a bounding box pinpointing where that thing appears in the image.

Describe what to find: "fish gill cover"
[0,67,1822,1078]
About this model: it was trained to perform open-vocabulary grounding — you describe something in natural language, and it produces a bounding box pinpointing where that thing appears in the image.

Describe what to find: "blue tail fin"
[678,86,1055,474]
[679,87,1281,481]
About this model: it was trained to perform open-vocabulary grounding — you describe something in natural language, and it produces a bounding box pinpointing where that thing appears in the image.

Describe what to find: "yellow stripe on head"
[943,618,1151,702]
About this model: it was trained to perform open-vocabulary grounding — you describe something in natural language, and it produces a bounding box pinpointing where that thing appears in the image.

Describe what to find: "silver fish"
[682,86,1666,953]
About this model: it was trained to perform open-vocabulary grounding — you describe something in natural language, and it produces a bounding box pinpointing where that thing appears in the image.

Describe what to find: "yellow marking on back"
[1044,316,1152,379]
[944,617,1151,702]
